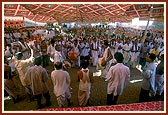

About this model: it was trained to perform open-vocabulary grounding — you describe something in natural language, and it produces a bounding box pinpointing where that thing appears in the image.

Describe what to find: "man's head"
[114,52,124,63]
[103,40,109,46]
[83,38,87,43]
[159,51,164,60]
[15,52,23,60]
[19,37,24,43]
[50,39,55,45]
[55,45,61,52]
[54,62,63,70]
[159,53,164,61]
[146,53,156,62]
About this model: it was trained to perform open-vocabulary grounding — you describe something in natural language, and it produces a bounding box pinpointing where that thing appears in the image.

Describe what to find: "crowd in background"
[4,25,164,109]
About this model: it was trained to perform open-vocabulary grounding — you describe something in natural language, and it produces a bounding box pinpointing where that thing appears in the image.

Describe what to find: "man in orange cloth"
[77,60,92,106]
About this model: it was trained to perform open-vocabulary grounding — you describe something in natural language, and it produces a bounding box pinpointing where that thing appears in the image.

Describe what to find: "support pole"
[142,5,153,43]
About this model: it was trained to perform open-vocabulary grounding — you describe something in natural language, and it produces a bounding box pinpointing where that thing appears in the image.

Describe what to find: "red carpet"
[37,101,164,111]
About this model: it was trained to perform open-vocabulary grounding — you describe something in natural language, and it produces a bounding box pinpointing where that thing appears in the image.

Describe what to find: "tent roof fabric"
[4,3,164,23]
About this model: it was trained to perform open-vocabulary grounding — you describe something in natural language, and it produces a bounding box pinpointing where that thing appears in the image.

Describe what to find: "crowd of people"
[4,26,164,109]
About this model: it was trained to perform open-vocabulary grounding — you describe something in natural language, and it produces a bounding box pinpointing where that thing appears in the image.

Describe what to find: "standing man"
[77,60,92,106]
[4,57,20,104]
[25,57,51,109]
[130,39,140,69]
[122,39,132,66]
[155,53,164,100]
[91,37,99,67]
[12,52,34,102]
[139,40,150,68]
[40,40,50,68]
[139,53,156,102]
[80,38,90,65]
[101,40,113,78]
[105,52,130,105]
[18,37,31,60]
[51,62,72,108]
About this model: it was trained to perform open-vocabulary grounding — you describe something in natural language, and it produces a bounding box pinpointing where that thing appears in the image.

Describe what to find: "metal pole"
[142,5,153,43]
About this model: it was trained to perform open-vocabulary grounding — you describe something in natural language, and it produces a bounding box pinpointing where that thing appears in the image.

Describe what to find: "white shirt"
[141,62,156,92]
[105,63,130,96]
[47,44,56,58]
[54,51,64,64]
[51,70,71,97]
[80,42,90,56]
[123,43,132,51]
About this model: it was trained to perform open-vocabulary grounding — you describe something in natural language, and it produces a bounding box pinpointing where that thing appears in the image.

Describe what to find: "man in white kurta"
[122,40,132,65]
[139,53,156,102]
[12,52,34,102]
[100,40,113,78]
[54,49,64,64]
[51,62,71,107]
[105,52,130,105]
[13,52,34,87]
[18,38,31,60]
[25,57,51,109]
[4,62,20,104]
[130,40,140,69]
[80,38,90,64]
[155,53,164,100]
[47,39,56,60]
[91,38,99,67]
[115,39,123,53]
